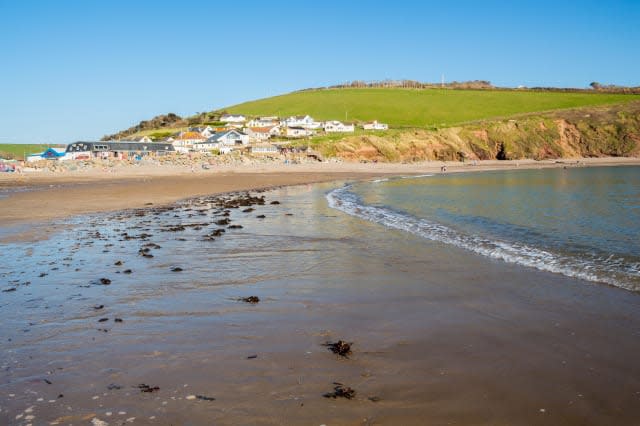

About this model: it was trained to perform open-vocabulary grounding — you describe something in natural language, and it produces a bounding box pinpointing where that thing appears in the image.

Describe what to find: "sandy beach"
[1,158,639,425]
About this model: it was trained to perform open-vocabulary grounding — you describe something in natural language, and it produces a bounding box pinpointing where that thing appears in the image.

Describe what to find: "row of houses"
[222,114,388,132]
[121,115,388,154]
[162,115,388,148]
[25,114,389,161]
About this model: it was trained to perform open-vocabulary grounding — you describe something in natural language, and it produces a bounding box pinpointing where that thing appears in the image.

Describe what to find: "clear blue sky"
[1,0,638,144]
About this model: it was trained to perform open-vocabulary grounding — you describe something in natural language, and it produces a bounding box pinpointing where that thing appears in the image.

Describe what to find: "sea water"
[328,166,640,291]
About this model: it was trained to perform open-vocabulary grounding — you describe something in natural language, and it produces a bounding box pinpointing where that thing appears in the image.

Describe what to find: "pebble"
[185,395,196,400]
[118,411,126,415]
[126,417,136,422]
[92,395,100,400]
[106,411,112,416]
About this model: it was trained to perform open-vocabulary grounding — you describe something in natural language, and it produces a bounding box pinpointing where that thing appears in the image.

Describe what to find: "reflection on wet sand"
[1,183,640,425]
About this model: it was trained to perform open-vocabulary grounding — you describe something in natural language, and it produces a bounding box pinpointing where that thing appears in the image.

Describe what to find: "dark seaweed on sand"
[323,383,356,399]
[323,340,352,357]
[137,383,160,393]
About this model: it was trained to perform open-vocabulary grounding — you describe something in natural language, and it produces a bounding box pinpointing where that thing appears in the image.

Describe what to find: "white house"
[190,126,215,138]
[220,114,247,123]
[244,127,274,143]
[324,121,355,133]
[247,117,279,127]
[26,147,70,162]
[194,130,249,151]
[283,115,318,128]
[133,135,153,143]
[172,131,206,153]
[268,125,281,137]
[362,120,389,130]
[284,126,313,138]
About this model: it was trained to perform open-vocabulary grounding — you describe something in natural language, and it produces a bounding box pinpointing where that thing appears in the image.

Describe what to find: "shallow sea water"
[330,166,640,291]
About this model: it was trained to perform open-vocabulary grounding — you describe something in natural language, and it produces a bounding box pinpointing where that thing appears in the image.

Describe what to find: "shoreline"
[1,157,638,229]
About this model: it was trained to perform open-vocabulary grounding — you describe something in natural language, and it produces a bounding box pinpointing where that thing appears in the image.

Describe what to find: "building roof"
[28,147,67,157]
[66,141,175,153]
[176,131,205,140]
[220,114,246,121]
[206,129,247,142]
[247,127,274,134]
[287,115,312,121]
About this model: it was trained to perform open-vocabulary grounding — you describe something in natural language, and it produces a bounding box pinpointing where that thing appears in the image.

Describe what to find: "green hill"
[224,88,640,127]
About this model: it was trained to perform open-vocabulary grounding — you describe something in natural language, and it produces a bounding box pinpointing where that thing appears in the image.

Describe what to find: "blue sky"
[0,0,639,144]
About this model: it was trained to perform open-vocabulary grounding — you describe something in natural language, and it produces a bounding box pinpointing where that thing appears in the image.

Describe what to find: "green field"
[0,144,64,160]
[224,88,640,128]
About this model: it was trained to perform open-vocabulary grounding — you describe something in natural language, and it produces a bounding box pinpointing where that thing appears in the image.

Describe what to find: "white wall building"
[133,135,153,143]
[26,147,71,162]
[244,127,275,143]
[220,114,247,123]
[283,115,319,129]
[247,118,279,127]
[324,121,355,133]
[284,126,313,138]
[172,131,206,153]
[193,130,249,151]
[362,120,389,130]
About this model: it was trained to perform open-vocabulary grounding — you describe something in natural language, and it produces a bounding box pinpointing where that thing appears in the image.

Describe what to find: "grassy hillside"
[225,88,640,128]
[0,144,64,160]
[297,101,640,162]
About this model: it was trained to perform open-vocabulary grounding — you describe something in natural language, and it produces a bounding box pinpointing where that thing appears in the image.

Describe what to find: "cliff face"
[324,101,640,162]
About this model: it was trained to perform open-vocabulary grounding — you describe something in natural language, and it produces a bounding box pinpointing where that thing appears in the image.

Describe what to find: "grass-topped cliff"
[301,101,640,162]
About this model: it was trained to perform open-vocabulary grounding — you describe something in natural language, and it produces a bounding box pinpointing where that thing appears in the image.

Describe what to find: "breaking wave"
[327,185,640,292]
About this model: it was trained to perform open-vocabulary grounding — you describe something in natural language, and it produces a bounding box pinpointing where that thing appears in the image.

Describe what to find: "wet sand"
[1,161,640,425]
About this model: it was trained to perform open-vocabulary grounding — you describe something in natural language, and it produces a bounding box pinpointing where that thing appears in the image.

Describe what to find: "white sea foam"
[327,185,639,292]
[401,174,434,179]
